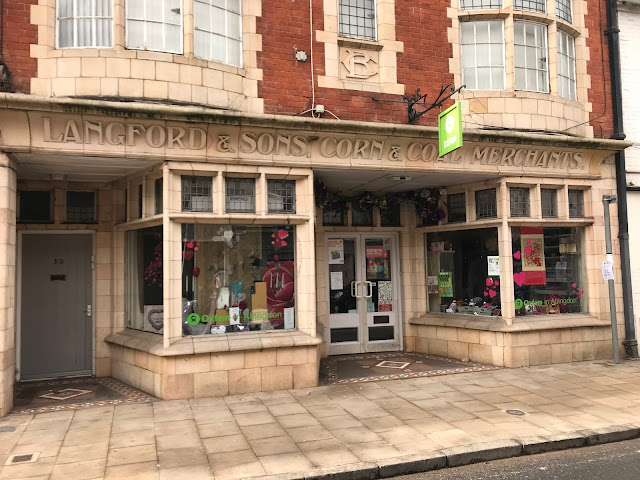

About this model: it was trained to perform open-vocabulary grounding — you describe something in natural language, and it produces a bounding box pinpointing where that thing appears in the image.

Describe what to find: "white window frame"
[125,0,184,55]
[194,0,243,67]
[555,0,574,24]
[514,21,549,94]
[56,0,114,49]
[513,0,546,14]
[459,0,503,11]
[557,30,577,101]
[338,0,378,42]
[460,20,506,91]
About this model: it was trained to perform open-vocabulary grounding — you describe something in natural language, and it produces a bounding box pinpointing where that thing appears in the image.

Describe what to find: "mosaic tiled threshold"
[320,352,500,385]
[12,377,154,415]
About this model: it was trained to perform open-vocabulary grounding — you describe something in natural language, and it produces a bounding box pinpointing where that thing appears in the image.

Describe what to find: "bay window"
[461,20,506,90]
[126,0,183,54]
[194,0,242,67]
[57,0,113,48]
[514,21,549,93]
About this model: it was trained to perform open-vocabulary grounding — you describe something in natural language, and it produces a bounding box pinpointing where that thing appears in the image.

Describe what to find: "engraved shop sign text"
[42,118,586,171]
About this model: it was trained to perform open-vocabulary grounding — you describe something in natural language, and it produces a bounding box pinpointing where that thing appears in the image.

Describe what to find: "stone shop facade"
[0,0,630,416]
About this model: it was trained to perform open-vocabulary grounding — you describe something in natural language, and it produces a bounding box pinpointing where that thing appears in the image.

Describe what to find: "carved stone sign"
[340,49,378,79]
[38,117,590,173]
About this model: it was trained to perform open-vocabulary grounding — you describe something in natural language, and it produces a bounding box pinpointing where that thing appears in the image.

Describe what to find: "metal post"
[603,195,620,364]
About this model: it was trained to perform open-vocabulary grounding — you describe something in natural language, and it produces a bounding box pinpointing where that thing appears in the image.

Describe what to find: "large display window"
[512,227,587,315]
[426,228,502,316]
[125,226,164,334]
[181,224,296,335]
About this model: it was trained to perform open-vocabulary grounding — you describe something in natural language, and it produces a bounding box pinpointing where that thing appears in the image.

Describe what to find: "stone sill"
[410,313,610,332]
[106,329,322,356]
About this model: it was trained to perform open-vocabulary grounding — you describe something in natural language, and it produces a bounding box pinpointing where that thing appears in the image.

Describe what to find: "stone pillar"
[0,153,16,416]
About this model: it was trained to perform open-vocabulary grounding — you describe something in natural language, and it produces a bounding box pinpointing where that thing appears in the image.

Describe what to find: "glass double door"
[327,234,401,355]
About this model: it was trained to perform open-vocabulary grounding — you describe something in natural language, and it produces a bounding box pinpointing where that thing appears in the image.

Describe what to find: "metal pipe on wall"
[605,0,639,357]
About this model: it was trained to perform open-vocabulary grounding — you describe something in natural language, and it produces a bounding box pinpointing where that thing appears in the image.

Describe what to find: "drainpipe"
[605,0,639,357]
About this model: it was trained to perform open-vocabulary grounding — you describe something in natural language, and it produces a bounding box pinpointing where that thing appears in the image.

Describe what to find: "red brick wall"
[258,0,453,127]
[1,0,38,93]
[585,0,614,139]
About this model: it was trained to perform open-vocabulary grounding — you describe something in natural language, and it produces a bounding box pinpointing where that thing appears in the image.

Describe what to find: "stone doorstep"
[248,424,640,480]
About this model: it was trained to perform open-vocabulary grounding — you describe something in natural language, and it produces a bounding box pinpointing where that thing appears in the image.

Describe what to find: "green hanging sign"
[438,101,463,157]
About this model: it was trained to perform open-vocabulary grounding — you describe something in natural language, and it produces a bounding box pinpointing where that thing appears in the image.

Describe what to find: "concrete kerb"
[250,424,640,480]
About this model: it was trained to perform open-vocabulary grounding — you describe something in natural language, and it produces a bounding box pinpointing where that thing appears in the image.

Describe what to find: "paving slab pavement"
[2,359,640,480]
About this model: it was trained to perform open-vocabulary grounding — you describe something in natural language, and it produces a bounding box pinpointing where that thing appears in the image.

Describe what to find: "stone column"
[0,153,16,417]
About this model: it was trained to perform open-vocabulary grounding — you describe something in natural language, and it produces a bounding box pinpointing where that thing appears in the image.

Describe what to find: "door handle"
[351,281,356,298]
[355,281,363,299]
[84,305,92,317]
[365,281,373,299]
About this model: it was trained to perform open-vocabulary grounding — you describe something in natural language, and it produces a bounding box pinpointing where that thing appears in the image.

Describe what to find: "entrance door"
[327,234,401,355]
[20,234,93,380]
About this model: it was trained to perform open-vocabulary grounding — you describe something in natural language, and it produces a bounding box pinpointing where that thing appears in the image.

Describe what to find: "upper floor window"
[461,20,505,90]
[557,30,577,100]
[460,0,503,10]
[514,21,548,93]
[126,0,183,54]
[556,0,573,23]
[57,0,113,48]
[194,0,242,66]
[338,0,377,41]
[514,0,545,13]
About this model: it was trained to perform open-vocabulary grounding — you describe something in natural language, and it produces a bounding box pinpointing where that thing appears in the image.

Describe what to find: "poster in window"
[328,239,344,265]
[330,271,343,290]
[487,256,500,276]
[521,227,546,285]
[438,272,453,297]
[378,281,393,312]
[427,275,439,294]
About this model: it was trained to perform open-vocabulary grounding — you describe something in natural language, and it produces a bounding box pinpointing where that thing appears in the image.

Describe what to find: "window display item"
[252,308,269,323]
[229,306,241,325]
[252,282,268,309]
[217,287,230,309]
[215,309,230,325]
[143,305,164,334]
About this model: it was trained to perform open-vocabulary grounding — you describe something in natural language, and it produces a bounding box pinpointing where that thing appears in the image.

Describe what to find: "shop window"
[182,176,213,212]
[510,187,530,217]
[556,0,573,23]
[568,189,584,218]
[447,193,466,223]
[125,226,163,333]
[541,188,558,218]
[66,191,96,223]
[323,209,345,226]
[268,180,296,214]
[512,227,586,316]
[514,0,545,13]
[57,0,113,48]
[461,20,505,90]
[18,191,52,223]
[460,0,503,10]
[426,228,501,316]
[557,31,577,101]
[226,178,255,213]
[181,224,296,335]
[338,0,377,41]
[381,203,401,226]
[475,188,497,219]
[126,0,183,54]
[194,0,242,67]
[155,178,163,215]
[352,205,373,226]
[514,22,549,93]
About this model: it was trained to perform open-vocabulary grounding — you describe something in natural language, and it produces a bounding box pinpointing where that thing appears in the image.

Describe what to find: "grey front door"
[20,234,93,380]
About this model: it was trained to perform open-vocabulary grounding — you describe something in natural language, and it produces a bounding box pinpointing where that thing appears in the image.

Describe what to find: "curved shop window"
[512,227,587,316]
[181,224,296,336]
[426,228,502,316]
[125,226,164,334]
